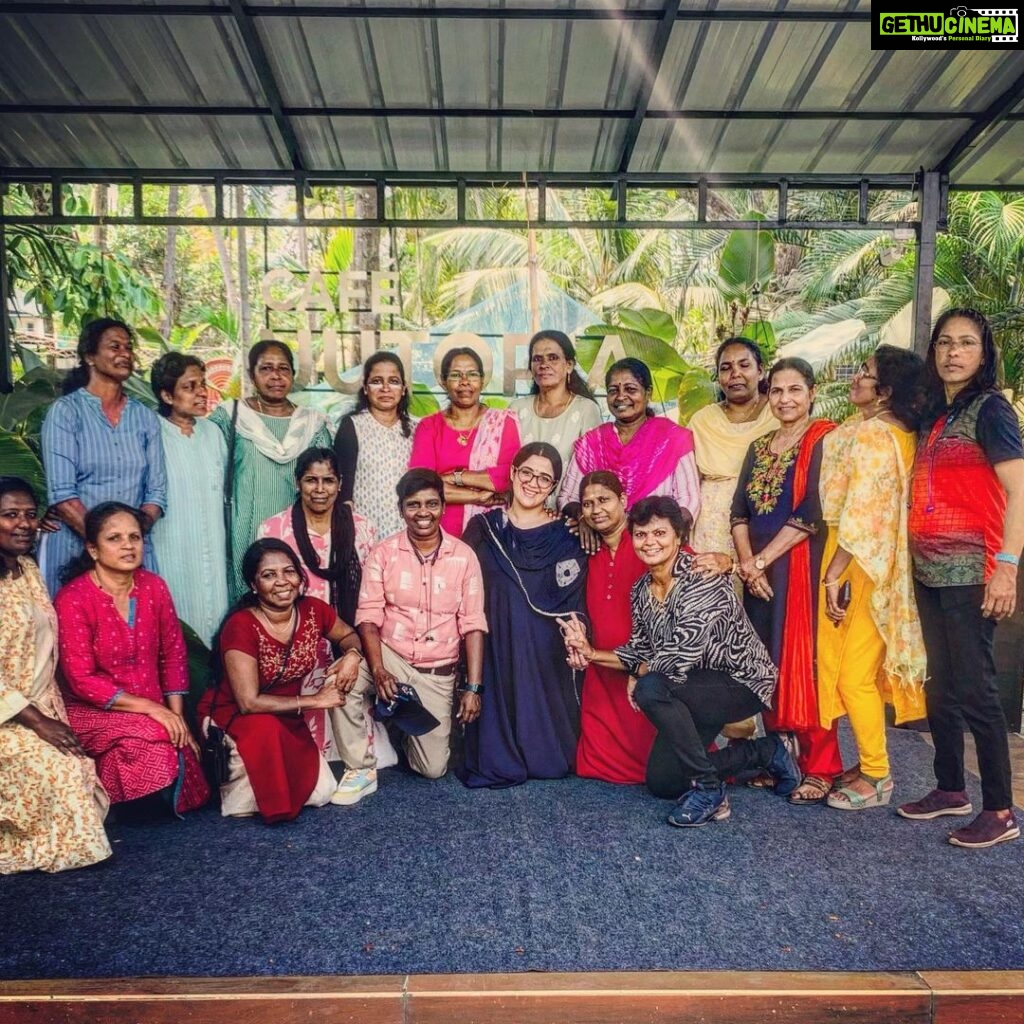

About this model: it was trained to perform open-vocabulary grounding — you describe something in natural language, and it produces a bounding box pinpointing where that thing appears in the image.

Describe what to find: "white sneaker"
[330,767,377,806]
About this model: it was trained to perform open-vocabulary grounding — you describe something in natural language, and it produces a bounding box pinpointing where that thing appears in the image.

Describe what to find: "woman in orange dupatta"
[730,358,840,804]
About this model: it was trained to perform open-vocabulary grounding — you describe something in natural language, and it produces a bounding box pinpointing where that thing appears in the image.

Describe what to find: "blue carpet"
[2,726,1023,979]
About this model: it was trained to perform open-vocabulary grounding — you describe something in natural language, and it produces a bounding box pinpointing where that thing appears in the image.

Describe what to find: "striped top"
[615,552,777,707]
[38,388,167,596]
[151,416,230,646]
[209,403,332,601]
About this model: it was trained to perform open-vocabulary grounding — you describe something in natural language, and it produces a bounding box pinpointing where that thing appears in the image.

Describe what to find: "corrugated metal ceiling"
[0,2,1021,185]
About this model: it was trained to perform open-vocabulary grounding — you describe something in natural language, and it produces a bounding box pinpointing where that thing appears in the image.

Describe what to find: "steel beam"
[226,0,306,173]
[0,213,12,394]
[0,103,977,122]
[912,171,944,355]
[936,70,1024,175]
[617,0,680,174]
[0,3,871,21]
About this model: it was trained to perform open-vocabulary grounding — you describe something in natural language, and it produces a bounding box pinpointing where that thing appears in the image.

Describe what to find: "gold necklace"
[254,395,294,417]
[256,604,296,638]
[447,407,482,446]
[725,397,764,424]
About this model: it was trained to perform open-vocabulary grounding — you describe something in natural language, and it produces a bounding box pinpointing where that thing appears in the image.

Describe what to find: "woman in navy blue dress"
[459,442,586,788]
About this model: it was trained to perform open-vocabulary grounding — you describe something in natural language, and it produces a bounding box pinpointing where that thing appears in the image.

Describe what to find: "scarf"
[572,417,693,507]
[769,418,836,732]
[462,407,516,530]
[231,400,327,465]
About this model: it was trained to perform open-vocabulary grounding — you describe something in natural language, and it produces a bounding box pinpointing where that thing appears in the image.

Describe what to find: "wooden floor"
[3,971,1024,1024]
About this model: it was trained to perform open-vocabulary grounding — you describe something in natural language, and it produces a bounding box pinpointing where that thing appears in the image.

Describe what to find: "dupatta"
[769,419,835,732]
[573,417,693,507]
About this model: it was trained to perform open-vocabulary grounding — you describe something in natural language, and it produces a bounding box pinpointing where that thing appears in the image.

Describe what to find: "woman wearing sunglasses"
[409,347,521,539]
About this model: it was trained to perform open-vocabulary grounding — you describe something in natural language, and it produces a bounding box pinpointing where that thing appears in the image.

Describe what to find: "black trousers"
[633,668,773,800]
[915,581,1013,811]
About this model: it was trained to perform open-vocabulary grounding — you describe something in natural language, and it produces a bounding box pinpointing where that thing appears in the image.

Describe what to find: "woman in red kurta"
[198,539,363,823]
[54,502,208,815]
[574,471,656,783]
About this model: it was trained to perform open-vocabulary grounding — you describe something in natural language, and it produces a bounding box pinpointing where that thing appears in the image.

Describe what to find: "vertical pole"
[912,171,943,355]
[0,211,13,394]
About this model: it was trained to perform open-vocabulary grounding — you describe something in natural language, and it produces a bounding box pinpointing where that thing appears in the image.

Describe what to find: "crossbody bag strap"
[223,398,240,576]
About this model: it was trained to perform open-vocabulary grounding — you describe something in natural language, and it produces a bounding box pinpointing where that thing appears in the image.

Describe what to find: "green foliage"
[675,368,717,426]
[718,212,775,303]
[180,621,213,721]
[0,431,47,503]
[408,382,441,418]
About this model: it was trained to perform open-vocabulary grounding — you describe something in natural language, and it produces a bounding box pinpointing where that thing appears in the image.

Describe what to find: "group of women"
[2,308,1021,874]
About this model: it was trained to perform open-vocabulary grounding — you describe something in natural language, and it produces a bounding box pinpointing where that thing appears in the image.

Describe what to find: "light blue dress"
[151,417,230,646]
[38,388,167,596]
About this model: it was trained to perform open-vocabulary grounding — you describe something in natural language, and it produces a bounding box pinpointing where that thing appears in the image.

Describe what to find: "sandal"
[831,763,861,792]
[826,774,893,811]
[788,775,832,805]
[744,770,775,790]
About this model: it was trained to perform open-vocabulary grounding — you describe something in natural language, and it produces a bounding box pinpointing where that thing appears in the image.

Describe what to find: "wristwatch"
[454,469,465,487]
[754,556,766,572]
[459,682,484,695]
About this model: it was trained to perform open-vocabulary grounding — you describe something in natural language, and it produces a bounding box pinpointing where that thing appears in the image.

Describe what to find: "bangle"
[995,552,1020,567]
[295,695,302,716]
[729,560,739,575]
[459,682,484,695]
[454,469,465,487]
[822,579,841,588]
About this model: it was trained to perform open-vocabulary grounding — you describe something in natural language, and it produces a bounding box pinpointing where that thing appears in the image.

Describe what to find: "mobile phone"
[837,580,852,610]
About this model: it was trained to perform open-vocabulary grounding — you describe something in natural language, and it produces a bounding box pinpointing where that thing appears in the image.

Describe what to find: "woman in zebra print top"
[560,495,798,829]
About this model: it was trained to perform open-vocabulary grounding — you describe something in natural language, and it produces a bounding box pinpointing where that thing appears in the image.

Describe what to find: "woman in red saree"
[730,358,840,804]
[198,539,363,823]
[574,471,655,784]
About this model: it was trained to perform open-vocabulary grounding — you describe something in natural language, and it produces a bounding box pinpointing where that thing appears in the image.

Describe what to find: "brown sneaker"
[896,788,973,820]
[948,811,1020,849]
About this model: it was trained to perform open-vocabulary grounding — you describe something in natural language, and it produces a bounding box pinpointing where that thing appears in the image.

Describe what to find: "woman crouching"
[560,496,798,827]
[198,539,363,823]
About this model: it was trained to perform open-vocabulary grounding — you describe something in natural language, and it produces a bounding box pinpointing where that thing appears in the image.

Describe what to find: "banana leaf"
[0,430,47,503]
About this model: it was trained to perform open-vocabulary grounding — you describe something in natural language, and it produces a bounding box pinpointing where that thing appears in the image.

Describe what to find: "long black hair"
[527,330,596,400]
[921,308,1000,424]
[60,502,146,584]
[63,318,134,395]
[349,351,413,438]
[290,447,361,625]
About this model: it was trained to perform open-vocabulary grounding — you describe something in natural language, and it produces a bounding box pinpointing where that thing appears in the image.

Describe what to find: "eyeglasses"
[445,371,483,383]
[935,338,981,352]
[514,466,556,489]
[855,364,878,381]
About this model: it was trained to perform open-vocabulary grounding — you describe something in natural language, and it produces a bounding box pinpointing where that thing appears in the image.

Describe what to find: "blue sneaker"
[667,783,728,828]
[765,734,800,797]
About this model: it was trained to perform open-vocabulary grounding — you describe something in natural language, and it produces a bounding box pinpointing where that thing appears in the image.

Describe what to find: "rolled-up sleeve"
[41,398,80,505]
[457,547,488,635]
[355,544,387,629]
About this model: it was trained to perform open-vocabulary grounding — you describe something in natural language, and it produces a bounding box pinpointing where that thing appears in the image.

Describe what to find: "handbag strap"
[223,398,240,577]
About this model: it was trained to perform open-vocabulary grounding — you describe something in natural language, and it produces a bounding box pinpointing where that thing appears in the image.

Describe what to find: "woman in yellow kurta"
[688,338,778,559]
[0,477,111,874]
[817,346,927,810]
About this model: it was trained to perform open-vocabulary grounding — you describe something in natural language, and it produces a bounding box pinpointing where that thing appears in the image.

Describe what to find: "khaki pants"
[330,644,456,779]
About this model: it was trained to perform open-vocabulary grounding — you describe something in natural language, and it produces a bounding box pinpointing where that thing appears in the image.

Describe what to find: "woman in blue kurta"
[730,358,839,803]
[459,443,586,788]
[39,318,167,596]
[149,352,229,646]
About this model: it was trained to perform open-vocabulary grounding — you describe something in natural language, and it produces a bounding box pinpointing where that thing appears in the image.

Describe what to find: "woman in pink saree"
[559,358,700,529]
